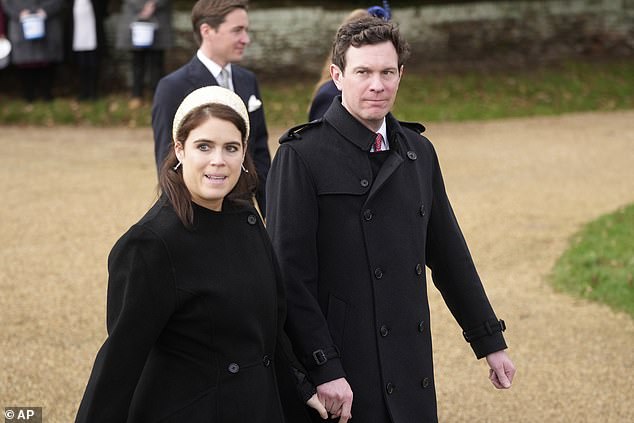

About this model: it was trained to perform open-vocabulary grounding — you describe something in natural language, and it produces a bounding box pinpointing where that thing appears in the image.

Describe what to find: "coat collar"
[323,96,409,152]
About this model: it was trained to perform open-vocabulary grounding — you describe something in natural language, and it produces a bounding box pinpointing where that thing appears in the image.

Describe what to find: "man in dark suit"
[266,17,516,422]
[152,0,270,213]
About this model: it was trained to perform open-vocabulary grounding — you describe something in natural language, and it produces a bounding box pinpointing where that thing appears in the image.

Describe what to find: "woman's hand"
[306,393,328,420]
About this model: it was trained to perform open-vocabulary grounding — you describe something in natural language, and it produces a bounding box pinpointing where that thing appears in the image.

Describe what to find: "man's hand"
[316,377,353,422]
[486,350,516,389]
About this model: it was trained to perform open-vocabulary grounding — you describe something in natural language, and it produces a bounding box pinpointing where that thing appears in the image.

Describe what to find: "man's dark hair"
[332,16,410,72]
[191,0,249,45]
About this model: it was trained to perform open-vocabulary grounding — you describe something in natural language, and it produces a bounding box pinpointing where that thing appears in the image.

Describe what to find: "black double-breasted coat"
[76,197,311,423]
[266,99,508,423]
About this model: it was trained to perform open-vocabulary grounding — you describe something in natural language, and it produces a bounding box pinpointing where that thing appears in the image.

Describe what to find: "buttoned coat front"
[75,197,309,423]
[266,99,507,423]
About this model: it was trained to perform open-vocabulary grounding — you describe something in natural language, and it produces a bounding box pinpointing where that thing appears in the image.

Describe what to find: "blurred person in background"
[70,0,109,101]
[308,2,392,121]
[2,0,64,102]
[116,0,173,109]
[75,86,328,423]
[152,0,270,217]
[0,1,9,71]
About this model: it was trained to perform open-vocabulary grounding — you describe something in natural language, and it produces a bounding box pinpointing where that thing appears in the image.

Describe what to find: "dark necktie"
[374,133,384,152]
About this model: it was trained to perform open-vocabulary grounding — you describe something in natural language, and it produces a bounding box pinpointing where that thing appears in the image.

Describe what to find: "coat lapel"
[186,57,217,88]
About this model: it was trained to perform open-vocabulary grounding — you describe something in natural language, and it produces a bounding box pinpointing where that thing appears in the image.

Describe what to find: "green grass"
[550,204,634,318]
[262,59,634,128]
[0,59,632,128]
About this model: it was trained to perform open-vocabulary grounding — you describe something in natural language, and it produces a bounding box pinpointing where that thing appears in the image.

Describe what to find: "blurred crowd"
[0,0,172,105]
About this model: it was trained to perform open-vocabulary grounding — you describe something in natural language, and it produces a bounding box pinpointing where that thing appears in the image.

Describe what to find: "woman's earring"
[173,161,182,171]
[241,163,249,173]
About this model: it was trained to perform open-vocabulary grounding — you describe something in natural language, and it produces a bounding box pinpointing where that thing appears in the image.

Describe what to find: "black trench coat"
[266,99,508,423]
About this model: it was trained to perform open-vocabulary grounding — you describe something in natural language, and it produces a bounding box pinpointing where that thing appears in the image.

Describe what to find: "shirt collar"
[324,97,396,151]
[196,50,232,80]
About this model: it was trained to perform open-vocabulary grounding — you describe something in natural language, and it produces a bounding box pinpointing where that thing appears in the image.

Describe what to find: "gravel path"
[1,110,633,422]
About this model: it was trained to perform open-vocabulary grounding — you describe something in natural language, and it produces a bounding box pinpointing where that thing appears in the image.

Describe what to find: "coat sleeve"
[424,142,507,359]
[152,76,184,172]
[75,225,177,423]
[270,243,316,403]
[266,143,346,386]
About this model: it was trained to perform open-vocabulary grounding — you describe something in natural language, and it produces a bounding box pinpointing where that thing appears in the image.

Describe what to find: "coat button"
[419,204,426,217]
[228,363,240,374]
[418,321,425,333]
[379,325,389,337]
[386,382,396,395]
[407,151,417,160]
[360,179,369,188]
[415,263,423,275]
[374,268,383,279]
[421,377,431,388]
[363,209,373,221]
[247,214,257,225]
[262,355,271,367]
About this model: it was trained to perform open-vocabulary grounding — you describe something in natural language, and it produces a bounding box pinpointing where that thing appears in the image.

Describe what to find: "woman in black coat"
[75,86,327,423]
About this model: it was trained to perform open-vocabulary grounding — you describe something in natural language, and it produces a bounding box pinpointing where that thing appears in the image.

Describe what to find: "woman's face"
[175,116,244,211]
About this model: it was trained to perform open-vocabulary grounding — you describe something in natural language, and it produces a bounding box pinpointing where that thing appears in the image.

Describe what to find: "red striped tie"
[374,133,383,152]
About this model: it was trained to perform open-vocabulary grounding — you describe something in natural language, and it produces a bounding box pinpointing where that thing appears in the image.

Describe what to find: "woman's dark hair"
[158,103,257,228]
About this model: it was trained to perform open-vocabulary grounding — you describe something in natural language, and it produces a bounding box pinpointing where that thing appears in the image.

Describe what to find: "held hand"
[306,394,328,420]
[486,350,516,389]
[316,377,353,422]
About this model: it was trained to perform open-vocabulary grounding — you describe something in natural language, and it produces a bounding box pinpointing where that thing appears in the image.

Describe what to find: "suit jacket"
[75,197,311,423]
[152,56,270,213]
[266,99,508,423]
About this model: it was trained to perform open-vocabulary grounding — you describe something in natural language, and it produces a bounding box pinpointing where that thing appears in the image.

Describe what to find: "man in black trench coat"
[266,16,516,423]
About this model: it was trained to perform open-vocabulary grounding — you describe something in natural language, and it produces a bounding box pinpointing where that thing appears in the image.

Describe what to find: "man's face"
[331,42,402,132]
[202,8,250,67]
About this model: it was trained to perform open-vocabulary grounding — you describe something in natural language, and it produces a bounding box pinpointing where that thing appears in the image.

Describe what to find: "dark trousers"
[75,50,100,100]
[131,49,164,98]
[18,65,55,102]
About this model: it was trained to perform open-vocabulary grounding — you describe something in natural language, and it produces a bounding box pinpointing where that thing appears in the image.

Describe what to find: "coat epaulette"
[399,121,426,135]
[279,119,322,144]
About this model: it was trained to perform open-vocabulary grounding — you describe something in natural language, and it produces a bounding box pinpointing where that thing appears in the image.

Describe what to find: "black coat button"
[386,382,396,395]
[363,209,373,221]
[407,151,417,160]
[228,363,240,373]
[374,268,383,279]
[418,321,425,333]
[360,179,369,188]
[262,355,271,367]
[419,204,426,217]
[415,263,423,275]
[421,377,431,388]
[380,325,389,337]
[247,214,257,225]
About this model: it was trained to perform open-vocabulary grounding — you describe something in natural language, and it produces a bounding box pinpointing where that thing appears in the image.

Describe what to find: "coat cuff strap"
[463,319,506,343]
